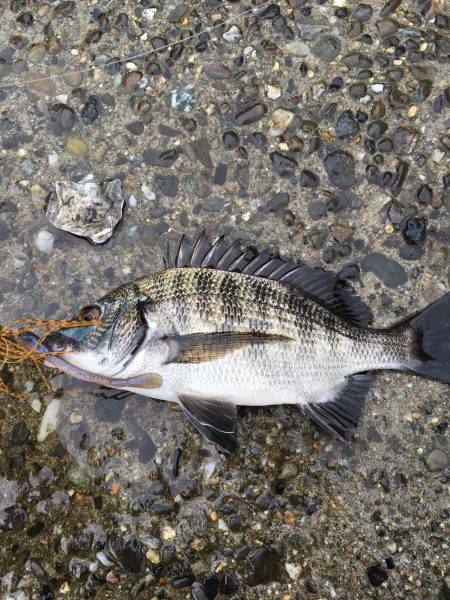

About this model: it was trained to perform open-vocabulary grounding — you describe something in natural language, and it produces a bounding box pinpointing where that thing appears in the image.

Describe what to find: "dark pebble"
[270,151,297,177]
[367,564,389,587]
[228,514,242,531]
[27,521,45,537]
[81,95,100,122]
[154,175,178,197]
[336,110,359,138]
[416,184,433,204]
[349,83,367,99]
[219,571,239,594]
[126,121,144,135]
[353,3,373,21]
[11,420,30,445]
[392,127,419,155]
[49,103,77,133]
[312,36,341,61]
[234,103,267,126]
[300,169,319,188]
[308,200,327,220]
[222,130,239,150]
[266,192,290,212]
[367,120,388,140]
[399,245,424,261]
[0,222,10,241]
[203,572,219,599]
[213,164,227,186]
[142,148,179,167]
[259,3,280,19]
[120,535,142,572]
[247,547,280,586]
[401,217,426,245]
[361,252,407,288]
[323,150,356,188]
[191,582,207,600]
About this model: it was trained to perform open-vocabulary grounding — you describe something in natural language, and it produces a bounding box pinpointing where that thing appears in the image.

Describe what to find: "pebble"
[312,36,342,61]
[35,229,55,254]
[285,563,302,580]
[361,252,408,288]
[367,564,389,587]
[234,103,267,126]
[10,421,30,445]
[323,150,356,188]
[266,84,281,99]
[401,218,426,246]
[426,448,448,472]
[37,399,61,442]
[66,136,89,156]
[223,26,241,41]
[171,84,198,112]
[270,151,297,177]
[247,547,281,586]
[269,108,295,136]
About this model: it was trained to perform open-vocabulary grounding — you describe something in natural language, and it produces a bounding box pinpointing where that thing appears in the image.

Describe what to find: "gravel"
[0,0,448,597]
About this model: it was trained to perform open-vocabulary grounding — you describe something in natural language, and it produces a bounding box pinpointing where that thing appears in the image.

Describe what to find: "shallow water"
[0,0,449,597]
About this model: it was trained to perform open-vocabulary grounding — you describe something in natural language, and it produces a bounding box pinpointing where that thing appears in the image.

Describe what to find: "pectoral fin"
[178,393,238,454]
[164,332,291,364]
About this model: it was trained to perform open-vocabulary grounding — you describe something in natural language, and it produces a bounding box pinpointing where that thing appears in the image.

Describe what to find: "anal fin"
[302,373,372,443]
[178,393,238,454]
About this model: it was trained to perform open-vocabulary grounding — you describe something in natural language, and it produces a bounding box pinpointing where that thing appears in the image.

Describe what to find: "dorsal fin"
[164,231,373,327]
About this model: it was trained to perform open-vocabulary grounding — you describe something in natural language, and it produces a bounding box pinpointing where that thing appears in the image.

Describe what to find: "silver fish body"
[22,232,450,452]
[108,267,409,406]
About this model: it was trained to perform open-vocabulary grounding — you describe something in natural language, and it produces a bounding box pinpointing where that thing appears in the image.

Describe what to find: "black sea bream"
[21,232,450,453]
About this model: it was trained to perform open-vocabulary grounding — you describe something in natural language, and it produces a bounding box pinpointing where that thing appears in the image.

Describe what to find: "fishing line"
[0,0,273,92]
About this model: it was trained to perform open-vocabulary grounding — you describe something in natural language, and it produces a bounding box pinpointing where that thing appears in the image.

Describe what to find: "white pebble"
[286,563,302,580]
[31,399,42,413]
[35,229,55,254]
[122,266,131,276]
[218,519,229,532]
[371,84,384,92]
[37,399,61,442]
[223,26,241,41]
[55,94,69,103]
[128,194,137,207]
[48,153,59,167]
[143,8,157,19]
[141,185,156,201]
[162,526,176,541]
[24,381,34,392]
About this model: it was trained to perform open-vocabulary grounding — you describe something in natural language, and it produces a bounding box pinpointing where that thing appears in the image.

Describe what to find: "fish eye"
[77,305,102,323]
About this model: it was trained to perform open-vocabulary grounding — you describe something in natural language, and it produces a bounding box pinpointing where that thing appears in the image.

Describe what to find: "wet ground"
[0,0,449,598]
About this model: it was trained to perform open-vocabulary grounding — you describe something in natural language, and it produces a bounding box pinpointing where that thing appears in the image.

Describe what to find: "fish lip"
[17,332,153,389]
[16,332,50,354]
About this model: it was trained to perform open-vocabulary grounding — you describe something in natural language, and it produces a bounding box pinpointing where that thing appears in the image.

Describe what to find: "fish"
[19,231,450,454]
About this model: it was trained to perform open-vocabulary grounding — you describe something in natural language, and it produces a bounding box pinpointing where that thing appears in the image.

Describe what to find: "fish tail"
[391,292,450,384]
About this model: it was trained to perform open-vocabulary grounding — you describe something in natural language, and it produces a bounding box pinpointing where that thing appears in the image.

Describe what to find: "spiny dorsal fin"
[164,231,373,328]
[302,373,373,443]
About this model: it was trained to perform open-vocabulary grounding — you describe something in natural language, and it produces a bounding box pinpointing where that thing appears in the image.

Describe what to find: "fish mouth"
[17,332,153,389]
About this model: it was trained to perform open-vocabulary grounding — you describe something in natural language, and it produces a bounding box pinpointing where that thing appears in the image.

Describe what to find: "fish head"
[19,283,154,387]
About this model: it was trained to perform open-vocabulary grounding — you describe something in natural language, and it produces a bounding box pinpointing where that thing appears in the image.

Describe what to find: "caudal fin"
[403,292,450,384]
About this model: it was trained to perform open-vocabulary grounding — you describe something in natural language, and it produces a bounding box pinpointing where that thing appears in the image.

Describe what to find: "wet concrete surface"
[0,0,449,597]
